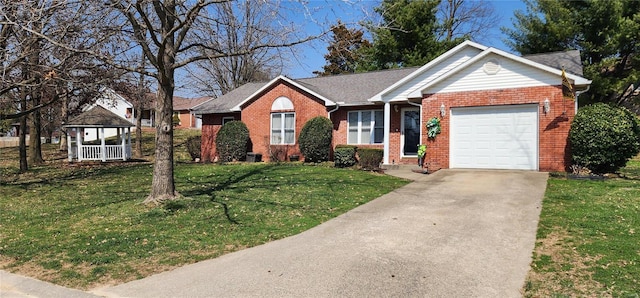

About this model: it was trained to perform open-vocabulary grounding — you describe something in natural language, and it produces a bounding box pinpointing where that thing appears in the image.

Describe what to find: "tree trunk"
[59,94,68,151]
[18,114,28,173]
[144,1,179,205]
[145,79,177,204]
[28,98,44,165]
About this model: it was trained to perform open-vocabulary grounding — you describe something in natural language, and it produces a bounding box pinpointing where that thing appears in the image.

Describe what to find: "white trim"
[369,40,488,102]
[231,75,336,111]
[270,112,296,145]
[346,110,384,145]
[383,103,391,164]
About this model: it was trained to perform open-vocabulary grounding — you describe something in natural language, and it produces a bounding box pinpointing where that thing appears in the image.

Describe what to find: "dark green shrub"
[298,116,333,162]
[569,103,640,174]
[215,121,250,162]
[334,145,357,168]
[357,148,383,170]
[185,135,202,161]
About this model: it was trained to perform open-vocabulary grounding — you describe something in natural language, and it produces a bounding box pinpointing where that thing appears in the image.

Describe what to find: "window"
[348,110,384,144]
[222,117,234,125]
[271,113,295,144]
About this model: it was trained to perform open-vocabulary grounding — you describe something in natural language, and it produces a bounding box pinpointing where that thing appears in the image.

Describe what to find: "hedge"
[334,145,357,168]
[357,148,383,170]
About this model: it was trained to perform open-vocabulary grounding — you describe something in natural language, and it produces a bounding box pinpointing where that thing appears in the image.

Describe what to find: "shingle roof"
[193,68,418,114]
[173,96,212,111]
[64,105,134,127]
[523,50,583,76]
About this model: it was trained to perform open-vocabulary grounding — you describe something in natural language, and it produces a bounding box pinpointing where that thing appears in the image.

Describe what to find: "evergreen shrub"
[357,148,383,170]
[215,121,250,162]
[298,116,333,162]
[569,103,640,173]
[334,145,357,168]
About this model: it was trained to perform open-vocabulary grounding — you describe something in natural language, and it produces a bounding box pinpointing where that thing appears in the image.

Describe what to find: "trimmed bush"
[215,121,250,162]
[334,145,357,168]
[185,135,202,161]
[298,116,333,163]
[569,103,640,174]
[357,148,383,170]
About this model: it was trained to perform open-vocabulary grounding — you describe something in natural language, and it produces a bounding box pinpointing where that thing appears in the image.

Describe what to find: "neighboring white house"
[83,88,155,141]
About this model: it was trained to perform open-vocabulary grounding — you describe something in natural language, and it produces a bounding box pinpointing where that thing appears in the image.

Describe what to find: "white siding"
[428,53,559,94]
[382,47,482,101]
[96,92,133,122]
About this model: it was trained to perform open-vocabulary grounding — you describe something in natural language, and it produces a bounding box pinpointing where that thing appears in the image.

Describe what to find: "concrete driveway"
[91,169,547,298]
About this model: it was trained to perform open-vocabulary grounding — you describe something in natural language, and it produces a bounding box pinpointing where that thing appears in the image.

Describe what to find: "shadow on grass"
[179,164,309,224]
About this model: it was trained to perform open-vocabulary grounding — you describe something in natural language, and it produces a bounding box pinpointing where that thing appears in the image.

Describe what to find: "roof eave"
[230,76,336,111]
[368,40,488,102]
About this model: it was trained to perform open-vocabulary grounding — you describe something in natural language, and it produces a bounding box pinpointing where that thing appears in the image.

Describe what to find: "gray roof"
[524,50,583,76]
[64,105,134,128]
[194,50,585,115]
[193,68,418,115]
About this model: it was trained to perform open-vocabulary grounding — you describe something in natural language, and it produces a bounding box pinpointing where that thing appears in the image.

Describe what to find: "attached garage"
[450,104,538,170]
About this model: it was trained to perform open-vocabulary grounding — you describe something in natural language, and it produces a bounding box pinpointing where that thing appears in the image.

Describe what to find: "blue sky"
[285,0,528,79]
[176,0,528,97]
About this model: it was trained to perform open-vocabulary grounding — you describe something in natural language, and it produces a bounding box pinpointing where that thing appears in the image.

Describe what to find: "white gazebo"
[63,106,134,162]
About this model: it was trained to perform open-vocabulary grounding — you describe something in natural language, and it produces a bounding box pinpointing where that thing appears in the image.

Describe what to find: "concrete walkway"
[1,169,548,298]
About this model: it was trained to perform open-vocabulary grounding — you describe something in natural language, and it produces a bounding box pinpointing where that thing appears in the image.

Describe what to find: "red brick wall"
[175,111,193,129]
[421,85,573,172]
[240,82,328,162]
[200,112,240,162]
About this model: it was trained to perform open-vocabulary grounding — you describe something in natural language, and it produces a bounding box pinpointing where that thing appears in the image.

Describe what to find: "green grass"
[524,156,640,297]
[0,137,409,289]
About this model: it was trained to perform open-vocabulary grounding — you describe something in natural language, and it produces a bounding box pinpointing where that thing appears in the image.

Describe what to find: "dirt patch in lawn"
[523,229,609,297]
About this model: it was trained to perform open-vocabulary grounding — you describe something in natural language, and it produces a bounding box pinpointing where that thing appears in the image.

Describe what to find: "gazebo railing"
[78,145,132,161]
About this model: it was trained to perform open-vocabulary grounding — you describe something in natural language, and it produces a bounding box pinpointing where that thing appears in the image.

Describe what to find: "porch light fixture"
[394,105,399,112]
[543,98,550,114]
[440,104,446,117]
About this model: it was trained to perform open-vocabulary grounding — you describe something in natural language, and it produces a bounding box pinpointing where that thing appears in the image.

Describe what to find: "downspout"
[574,85,590,113]
[327,103,340,118]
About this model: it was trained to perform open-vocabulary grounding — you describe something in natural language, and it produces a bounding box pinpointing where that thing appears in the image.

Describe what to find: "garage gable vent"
[483,59,501,75]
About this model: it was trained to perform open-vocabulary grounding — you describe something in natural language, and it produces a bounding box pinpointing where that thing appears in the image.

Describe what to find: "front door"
[402,108,421,156]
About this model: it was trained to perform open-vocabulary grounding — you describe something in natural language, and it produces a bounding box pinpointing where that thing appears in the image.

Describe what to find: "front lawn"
[0,161,409,290]
[524,157,640,297]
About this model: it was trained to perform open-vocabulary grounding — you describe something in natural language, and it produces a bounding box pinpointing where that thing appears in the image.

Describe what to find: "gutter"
[574,85,591,113]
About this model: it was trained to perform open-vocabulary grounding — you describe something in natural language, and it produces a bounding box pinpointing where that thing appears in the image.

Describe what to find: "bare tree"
[184,0,288,97]
[1,0,116,171]
[96,0,321,204]
[436,0,500,42]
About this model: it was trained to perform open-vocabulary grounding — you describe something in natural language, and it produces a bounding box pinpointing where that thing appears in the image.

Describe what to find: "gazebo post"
[121,127,126,161]
[67,128,73,162]
[100,127,106,162]
[78,128,84,161]
[127,127,131,159]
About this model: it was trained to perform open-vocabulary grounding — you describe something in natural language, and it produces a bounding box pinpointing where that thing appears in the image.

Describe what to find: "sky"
[176,0,528,97]
[284,0,528,79]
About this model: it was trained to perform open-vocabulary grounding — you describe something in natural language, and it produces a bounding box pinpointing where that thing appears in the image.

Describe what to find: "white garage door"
[450,105,538,170]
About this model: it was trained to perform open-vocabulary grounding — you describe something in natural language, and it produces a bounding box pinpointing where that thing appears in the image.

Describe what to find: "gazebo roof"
[63,105,134,128]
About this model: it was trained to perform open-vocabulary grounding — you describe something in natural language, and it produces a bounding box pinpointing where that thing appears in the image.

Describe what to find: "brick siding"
[421,85,573,172]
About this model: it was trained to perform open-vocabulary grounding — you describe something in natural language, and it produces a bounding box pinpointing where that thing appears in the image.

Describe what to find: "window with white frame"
[271,113,295,144]
[348,110,384,144]
[222,117,234,125]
